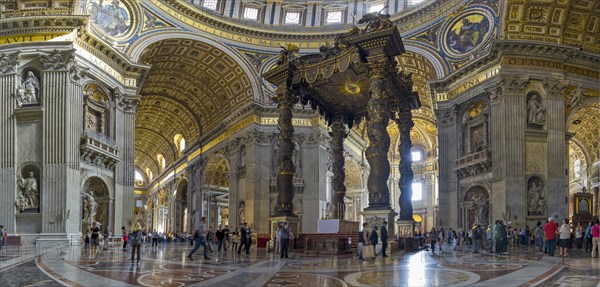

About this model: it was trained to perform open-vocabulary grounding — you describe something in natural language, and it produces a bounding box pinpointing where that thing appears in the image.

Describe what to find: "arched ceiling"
[135,38,254,177]
[504,0,600,54]
[568,102,600,163]
[202,156,230,188]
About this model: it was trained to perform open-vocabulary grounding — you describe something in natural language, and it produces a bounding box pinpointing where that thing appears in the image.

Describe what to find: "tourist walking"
[358,223,369,261]
[558,218,571,257]
[544,217,558,256]
[103,225,110,250]
[130,222,143,265]
[91,222,101,254]
[486,225,493,253]
[574,222,583,249]
[380,221,389,257]
[152,230,159,247]
[430,227,438,254]
[188,217,209,260]
[216,225,226,252]
[0,225,5,252]
[369,225,379,256]
[279,222,293,259]
[237,222,250,255]
[473,224,483,253]
[591,219,600,258]
[535,221,544,253]
[121,226,128,250]
[585,221,593,253]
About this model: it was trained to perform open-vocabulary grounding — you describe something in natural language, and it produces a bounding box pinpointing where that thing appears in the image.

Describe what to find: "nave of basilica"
[0,0,599,286]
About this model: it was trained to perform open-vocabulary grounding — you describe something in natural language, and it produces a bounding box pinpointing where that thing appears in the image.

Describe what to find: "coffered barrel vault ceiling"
[504,0,600,54]
[136,39,255,176]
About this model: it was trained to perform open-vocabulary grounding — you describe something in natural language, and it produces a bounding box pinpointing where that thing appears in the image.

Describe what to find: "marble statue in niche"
[17,171,40,209]
[527,177,546,215]
[15,71,40,107]
[82,188,98,223]
[527,94,545,126]
[471,192,488,225]
[238,201,246,223]
[238,145,246,169]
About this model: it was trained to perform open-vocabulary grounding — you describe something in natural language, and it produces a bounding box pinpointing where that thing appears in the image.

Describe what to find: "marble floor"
[1,242,599,286]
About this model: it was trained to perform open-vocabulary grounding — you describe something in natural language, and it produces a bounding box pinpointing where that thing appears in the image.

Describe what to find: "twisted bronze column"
[274,64,298,215]
[365,58,393,209]
[396,111,414,220]
[330,118,348,219]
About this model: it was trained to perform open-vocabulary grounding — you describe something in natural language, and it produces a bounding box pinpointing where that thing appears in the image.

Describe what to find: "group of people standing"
[424,217,600,258]
[357,221,389,261]
[187,218,252,260]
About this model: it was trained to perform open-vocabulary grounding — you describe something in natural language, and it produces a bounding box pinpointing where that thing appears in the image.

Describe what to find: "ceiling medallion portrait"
[443,12,492,57]
[86,0,132,38]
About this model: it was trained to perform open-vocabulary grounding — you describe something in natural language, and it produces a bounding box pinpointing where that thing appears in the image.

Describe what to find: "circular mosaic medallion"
[443,13,492,57]
[86,0,133,38]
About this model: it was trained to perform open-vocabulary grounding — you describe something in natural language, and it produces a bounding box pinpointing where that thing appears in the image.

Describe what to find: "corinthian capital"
[40,49,75,71]
[543,78,568,100]
[0,52,20,74]
[486,84,503,104]
[500,76,529,95]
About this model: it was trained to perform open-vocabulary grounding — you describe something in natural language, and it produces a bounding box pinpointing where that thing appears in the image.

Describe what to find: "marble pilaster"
[114,93,137,232]
[0,52,19,234]
[39,49,83,243]
[544,78,569,218]
[487,83,504,223]
[502,76,529,224]
[436,105,458,227]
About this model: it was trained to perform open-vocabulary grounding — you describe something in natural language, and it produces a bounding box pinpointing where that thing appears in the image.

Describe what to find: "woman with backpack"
[130,222,143,265]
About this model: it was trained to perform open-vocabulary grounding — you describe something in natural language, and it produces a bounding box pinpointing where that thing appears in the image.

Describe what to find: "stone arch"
[403,44,448,79]
[203,154,230,188]
[81,176,112,227]
[462,185,490,226]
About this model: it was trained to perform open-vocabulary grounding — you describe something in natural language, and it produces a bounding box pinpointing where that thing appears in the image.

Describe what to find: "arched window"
[157,154,166,171]
[174,134,186,156]
[412,181,423,201]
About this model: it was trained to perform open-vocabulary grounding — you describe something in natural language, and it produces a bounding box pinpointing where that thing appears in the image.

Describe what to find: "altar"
[317,219,359,234]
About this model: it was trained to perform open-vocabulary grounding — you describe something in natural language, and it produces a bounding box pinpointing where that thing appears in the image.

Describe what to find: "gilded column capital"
[114,89,139,112]
[0,52,20,74]
[435,104,458,125]
[40,49,75,71]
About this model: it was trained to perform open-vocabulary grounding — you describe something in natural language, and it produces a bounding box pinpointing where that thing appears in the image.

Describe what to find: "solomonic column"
[264,57,301,232]
[364,57,393,210]
[274,63,298,216]
[396,110,414,220]
[330,118,348,219]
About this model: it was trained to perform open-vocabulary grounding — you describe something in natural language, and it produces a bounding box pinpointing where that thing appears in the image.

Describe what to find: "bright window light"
[203,0,218,10]
[285,11,300,24]
[412,182,423,201]
[243,7,259,20]
[368,3,385,13]
[135,170,144,181]
[326,11,342,23]
[411,151,422,161]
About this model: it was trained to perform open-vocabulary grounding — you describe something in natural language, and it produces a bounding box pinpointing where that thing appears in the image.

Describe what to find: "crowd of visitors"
[416,217,600,258]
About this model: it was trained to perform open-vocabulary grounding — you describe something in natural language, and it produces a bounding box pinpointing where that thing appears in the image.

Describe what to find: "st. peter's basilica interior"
[0,0,599,286]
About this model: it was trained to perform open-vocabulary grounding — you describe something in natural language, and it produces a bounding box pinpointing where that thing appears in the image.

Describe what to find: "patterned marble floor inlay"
[2,243,599,286]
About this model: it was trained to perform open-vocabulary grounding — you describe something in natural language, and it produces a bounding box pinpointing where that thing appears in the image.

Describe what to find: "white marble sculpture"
[17,171,40,209]
[16,71,40,107]
[527,96,545,125]
[82,188,98,223]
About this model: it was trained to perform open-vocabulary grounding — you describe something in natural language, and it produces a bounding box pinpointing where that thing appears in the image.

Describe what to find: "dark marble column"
[330,118,348,219]
[396,111,414,220]
[274,63,298,216]
[365,58,393,210]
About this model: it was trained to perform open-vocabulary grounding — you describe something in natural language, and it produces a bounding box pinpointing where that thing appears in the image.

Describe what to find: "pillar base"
[270,215,300,238]
[361,209,397,239]
[396,219,416,238]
